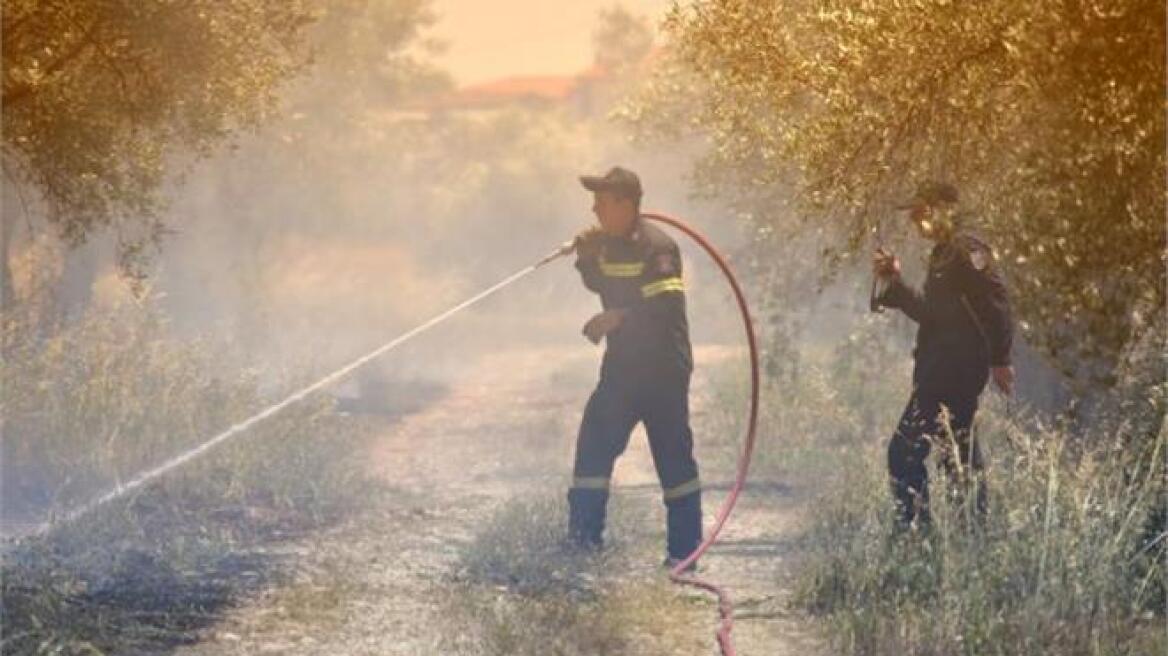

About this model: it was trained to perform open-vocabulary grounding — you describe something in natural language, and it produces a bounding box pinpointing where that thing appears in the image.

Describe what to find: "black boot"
[567,488,608,550]
[665,493,702,562]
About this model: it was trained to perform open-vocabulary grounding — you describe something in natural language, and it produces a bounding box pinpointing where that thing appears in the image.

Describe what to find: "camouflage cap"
[896,180,959,209]
[580,166,643,202]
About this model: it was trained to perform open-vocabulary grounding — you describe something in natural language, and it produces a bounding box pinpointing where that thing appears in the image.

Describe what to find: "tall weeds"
[749,318,1168,656]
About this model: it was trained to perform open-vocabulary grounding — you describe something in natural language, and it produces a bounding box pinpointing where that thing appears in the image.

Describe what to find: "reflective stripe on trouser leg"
[663,477,701,501]
[569,381,637,548]
[568,476,611,546]
[663,477,702,561]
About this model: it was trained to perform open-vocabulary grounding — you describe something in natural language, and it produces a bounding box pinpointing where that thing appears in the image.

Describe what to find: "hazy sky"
[429,0,674,85]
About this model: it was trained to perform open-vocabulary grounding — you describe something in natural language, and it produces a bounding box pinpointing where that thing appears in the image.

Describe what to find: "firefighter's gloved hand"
[582,309,626,344]
[574,227,605,260]
[873,248,900,280]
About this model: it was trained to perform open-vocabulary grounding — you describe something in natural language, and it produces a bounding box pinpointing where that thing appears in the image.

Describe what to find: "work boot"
[567,488,608,550]
[665,493,702,561]
[663,555,698,573]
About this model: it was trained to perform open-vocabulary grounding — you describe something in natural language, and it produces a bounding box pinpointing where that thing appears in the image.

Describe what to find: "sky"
[428,0,674,85]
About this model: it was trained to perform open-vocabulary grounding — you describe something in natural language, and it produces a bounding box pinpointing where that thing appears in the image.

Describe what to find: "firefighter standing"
[567,166,702,568]
[873,181,1014,529]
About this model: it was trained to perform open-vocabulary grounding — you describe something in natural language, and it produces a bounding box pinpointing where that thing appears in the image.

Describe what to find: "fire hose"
[640,212,759,656]
[7,211,759,656]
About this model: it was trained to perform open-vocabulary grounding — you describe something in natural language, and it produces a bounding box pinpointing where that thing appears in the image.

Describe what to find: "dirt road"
[176,345,825,655]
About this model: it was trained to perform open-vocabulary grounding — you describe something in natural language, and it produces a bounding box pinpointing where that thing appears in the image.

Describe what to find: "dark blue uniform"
[877,231,1013,526]
[568,218,701,560]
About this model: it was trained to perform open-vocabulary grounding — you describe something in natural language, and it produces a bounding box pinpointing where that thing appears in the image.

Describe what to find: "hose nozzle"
[535,239,577,268]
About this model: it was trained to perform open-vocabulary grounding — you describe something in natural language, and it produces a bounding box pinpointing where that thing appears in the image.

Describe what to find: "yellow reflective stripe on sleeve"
[663,477,701,500]
[599,256,644,278]
[573,476,610,490]
[641,277,685,298]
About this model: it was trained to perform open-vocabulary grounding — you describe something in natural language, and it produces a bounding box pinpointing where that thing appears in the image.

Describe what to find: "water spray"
[7,214,761,656]
[2,243,567,546]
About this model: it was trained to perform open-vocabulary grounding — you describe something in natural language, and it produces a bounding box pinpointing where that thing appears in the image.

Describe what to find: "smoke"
[2,6,750,539]
[130,99,742,394]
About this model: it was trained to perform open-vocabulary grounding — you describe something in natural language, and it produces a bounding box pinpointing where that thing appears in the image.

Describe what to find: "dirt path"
[176,345,826,655]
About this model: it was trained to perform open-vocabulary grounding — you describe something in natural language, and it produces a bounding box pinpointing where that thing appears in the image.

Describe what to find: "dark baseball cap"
[896,180,959,209]
[580,166,643,202]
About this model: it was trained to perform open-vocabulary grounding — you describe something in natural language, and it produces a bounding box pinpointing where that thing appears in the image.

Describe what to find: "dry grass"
[794,415,1165,656]
[734,318,1168,656]
[0,305,380,655]
[441,495,708,656]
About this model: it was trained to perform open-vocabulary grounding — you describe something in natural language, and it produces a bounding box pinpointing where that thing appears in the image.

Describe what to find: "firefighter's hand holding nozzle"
[573,226,604,260]
[872,247,900,280]
[539,227,602,266]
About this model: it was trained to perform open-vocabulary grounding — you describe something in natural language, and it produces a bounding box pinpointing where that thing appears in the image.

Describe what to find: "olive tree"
[626,0,1164,388]
[1,0,438,309]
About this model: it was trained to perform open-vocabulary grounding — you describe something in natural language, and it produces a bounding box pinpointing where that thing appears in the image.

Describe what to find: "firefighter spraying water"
[564,167,703,570]
[539,166,762,654]
[553,167,761,656]
[6,168,762,656]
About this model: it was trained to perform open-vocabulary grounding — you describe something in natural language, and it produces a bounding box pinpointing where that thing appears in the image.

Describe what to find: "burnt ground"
[170,345,826,655]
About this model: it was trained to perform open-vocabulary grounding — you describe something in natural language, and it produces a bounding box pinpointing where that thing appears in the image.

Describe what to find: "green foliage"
[629,0,1165,386]
[710,312,1166,656]
[1,0,318,264]
[286,0,449,121]
[176,103,600,322]
[1,0,440,282]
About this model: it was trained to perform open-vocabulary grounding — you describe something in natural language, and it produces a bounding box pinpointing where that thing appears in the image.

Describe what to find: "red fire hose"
[642,212,760,656]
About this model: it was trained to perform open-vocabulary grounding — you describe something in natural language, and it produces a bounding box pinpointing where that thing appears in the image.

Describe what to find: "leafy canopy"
[630,0,1164,385]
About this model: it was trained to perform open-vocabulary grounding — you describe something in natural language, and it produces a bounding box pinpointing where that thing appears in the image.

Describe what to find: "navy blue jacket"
[879,233,1013,395]
[575,219,693,382]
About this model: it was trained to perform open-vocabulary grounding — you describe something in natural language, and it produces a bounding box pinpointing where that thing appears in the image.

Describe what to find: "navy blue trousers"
[888,387,988,527]
[568,374,702,559]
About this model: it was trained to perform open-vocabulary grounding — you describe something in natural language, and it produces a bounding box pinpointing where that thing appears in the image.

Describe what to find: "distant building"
[403,47,666,119]
[407,67,602,118]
